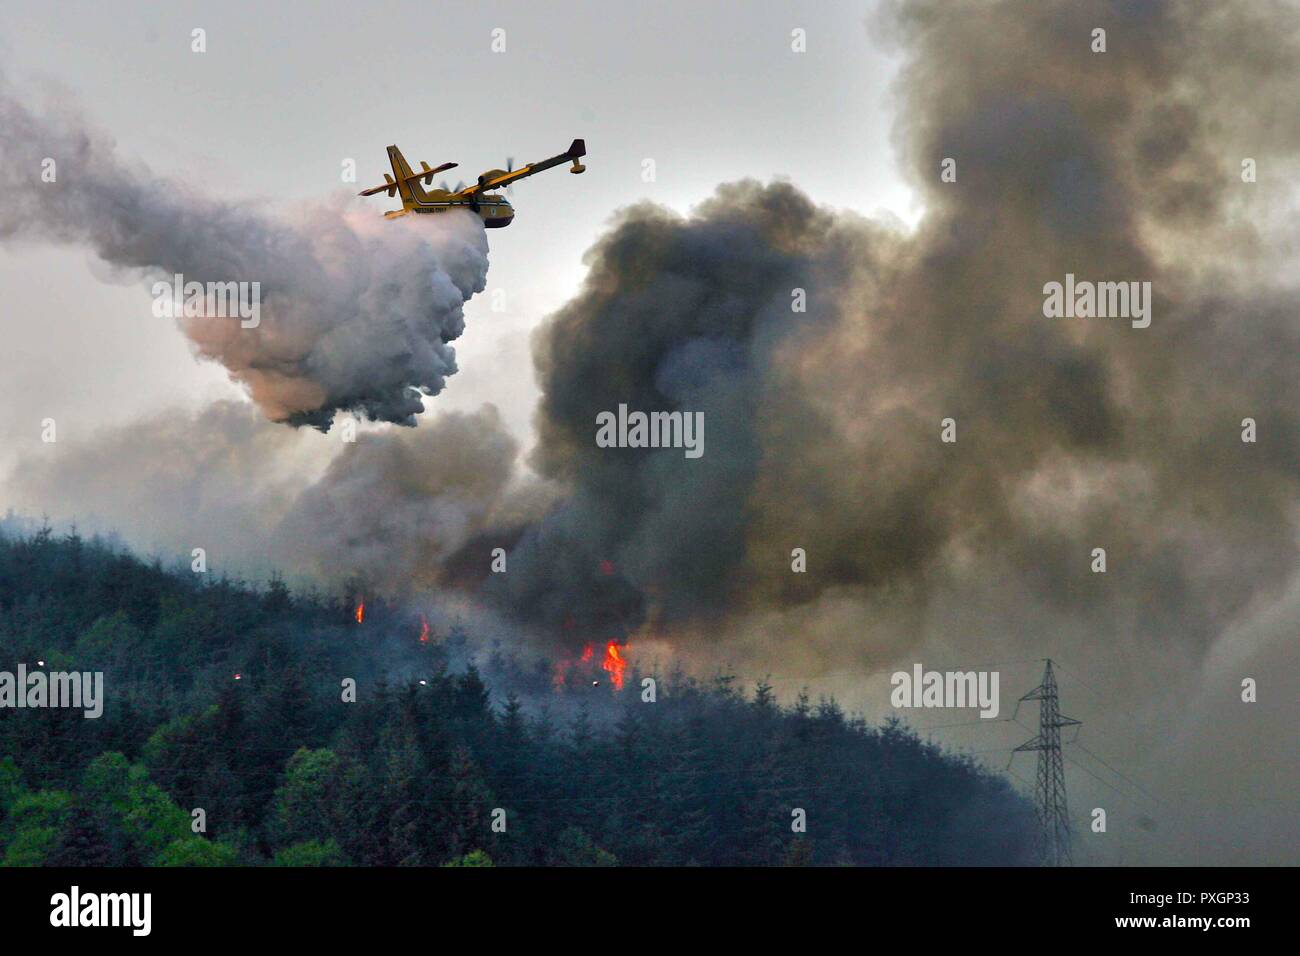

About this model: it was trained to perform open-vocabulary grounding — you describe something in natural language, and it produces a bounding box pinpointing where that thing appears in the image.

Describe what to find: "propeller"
[454,180,466,192]
[505,157,515,193]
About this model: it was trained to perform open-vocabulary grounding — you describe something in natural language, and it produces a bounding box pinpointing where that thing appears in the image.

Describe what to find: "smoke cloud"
[0,74,489,429]
[2,401,323,577]
[277,404,548,589]
[6,1,1295,667]
[461,0,1300,664]
[1,0,1297,863]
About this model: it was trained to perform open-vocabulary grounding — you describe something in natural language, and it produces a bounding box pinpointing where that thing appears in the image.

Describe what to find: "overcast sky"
[1,1,1295,866]
[0,0,912,462]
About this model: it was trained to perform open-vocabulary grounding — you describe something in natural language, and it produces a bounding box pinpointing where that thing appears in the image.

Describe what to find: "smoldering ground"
[0,72,489,430]
[2,0,1298,862]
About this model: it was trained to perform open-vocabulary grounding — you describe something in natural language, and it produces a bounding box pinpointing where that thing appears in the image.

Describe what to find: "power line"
[1070,740,1163,807]
[1060,750,1148,808]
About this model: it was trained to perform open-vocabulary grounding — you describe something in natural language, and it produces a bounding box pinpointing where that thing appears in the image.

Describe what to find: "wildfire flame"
[602,641,628,690]
[551,640,630,691]
[354,601,365,624]
[418,614,430,644]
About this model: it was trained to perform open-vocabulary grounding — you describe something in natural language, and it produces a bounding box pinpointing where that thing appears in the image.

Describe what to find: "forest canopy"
[0,524,1035,866]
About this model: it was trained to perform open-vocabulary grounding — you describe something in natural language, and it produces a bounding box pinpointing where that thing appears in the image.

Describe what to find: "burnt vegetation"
[0,526,1035,866]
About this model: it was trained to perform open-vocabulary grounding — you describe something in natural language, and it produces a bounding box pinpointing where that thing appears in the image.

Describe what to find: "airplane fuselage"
[396,191,515,228]
[364,140,584,229]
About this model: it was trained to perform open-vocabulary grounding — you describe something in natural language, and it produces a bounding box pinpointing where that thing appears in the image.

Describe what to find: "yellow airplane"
[359,139,586,228]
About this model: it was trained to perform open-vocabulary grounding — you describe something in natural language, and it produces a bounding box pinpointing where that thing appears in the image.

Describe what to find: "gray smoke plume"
[464,0,1300,665]
[4,0,1297,863]
[4,3,1294,666]
[276,404,550,589]
[2,401,323,577]
[0,74,489,429]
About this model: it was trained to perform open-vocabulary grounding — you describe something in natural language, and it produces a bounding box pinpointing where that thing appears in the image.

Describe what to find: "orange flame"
[552,641,629,691]
[602,641,628,690]
[555,643,593,688]
[418,614,430,643]
[354,601,365,624]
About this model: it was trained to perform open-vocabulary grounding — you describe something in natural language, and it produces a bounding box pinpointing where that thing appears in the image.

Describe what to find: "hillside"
[0,526,1036,866]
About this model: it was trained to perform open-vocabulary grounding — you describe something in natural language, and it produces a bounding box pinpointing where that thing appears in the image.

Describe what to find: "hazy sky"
[1,1,1295,866]
[0,0,912,461]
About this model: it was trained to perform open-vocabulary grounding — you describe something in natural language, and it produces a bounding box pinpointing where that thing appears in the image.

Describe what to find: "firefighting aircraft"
[358,139,586,228]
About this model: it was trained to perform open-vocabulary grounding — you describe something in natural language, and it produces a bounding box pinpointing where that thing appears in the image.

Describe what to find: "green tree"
[270,748,343,848]
[153,836,240,866]
[2,790,75,866]
[272,840,347,866]
[442,849,493,867]
[79,752,191,865]
[546,827,617,867]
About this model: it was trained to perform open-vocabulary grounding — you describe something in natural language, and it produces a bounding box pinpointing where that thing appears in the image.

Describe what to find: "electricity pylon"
[1013,659,1080,866]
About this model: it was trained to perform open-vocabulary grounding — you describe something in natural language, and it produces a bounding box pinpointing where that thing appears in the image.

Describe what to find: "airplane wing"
[359,174,398,198]
[460,139,585,197]
[358,160,459,197]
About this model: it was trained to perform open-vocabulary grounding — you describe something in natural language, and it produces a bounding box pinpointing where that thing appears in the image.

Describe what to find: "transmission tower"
[1013,659,1080,866]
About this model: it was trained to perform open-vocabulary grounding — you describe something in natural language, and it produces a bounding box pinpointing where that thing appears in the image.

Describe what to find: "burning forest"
[0,529,1037,866]
[0,0,1296,890]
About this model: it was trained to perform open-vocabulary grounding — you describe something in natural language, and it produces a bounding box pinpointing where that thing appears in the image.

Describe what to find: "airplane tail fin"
[387,145,428,205]
[566,139,586,173]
